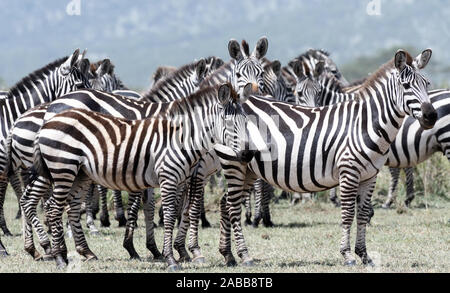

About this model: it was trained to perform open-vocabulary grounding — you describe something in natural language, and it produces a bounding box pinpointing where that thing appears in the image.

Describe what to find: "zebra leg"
[261,182,274,228]
[113,190,127,227]
[355,176,377,266]
[47,183,74,269]
[66,182,97,261]
[199,191,211,228]
[160,183,182,271]
[142,189,162,260]
[219,193,236,266]
[20,176,53,260]
[404,167,415,207]
[174,186,192,262]
[339,172,359,266]
[382,167,400,209]
[243,191,252,226]
[98,185,110,227]
[0,179,12,236]
[158,205,164,227]
[91,186,99,219]
[188,184,206,263]
[123,192,141,260]
[0,236,7,256]
[9,173,23,219]
[252,179,263,228]
[329,188,341,207]
[84,184,99,235]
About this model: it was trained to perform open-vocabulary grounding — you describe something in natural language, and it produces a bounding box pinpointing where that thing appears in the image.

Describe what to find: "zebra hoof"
[55,256,67,269]
[152,255,165,262]
[89,230,100,236]
[344,260,356,267]
[130,254,141,261]
[42,254,54,261]
[168,264,181,272]
[178,255,191,263]
[117,217,127,227]
[15,212,22,220]
[84,255,98,262]
[364,259,375,267]
[192,256,206,264]
[242,259,255,267]
[0,250,8,257]
[225,259,237,267]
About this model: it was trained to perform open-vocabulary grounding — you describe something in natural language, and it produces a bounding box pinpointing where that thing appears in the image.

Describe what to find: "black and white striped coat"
[215,49,437,267]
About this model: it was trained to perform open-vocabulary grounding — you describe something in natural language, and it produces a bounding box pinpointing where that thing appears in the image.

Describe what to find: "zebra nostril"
[420,102,438,129]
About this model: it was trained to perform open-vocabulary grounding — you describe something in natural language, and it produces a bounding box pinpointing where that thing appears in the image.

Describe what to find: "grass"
[0,167,449,273]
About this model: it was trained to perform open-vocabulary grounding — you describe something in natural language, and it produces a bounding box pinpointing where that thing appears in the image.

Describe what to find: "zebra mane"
[5,56,69,100]
[142,60,201,100]
[164,83,237,119]
[199,62,233,87]
[359,52,414,90]
[298,49,330,61]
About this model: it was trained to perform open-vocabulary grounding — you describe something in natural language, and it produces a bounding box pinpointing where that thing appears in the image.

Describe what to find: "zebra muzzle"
[419,102,437,129]
[236,150,257,163]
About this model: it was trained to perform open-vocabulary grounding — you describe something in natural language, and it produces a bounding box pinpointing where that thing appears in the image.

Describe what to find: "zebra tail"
[30,135,52,182]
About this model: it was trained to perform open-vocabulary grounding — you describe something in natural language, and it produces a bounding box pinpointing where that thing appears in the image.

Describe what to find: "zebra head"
[215,83,255,163]
[205,56,225,73]
[89,59,127,92]
[296,49,348,86]
[394,49,437,129]
[228,37,268,97]
[291,60,322,107]
[56,49,91,96]
[262,59,293,102]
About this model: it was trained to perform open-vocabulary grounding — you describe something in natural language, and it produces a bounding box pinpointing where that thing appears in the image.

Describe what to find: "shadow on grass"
[271,221,333,228]
[279,259,338,268]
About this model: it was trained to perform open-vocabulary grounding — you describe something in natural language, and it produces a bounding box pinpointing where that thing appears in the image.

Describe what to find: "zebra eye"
[236,73,241,78]
[403,83,411,90]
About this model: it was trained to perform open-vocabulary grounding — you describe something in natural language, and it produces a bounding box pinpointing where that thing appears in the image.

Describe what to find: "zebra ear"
[61,48,80,75]
[79,59,90,77]
[271,60,281,78]
[253,36,268,60]
[394,50,407,72]
[80,49,87,60]
[413,49,432,70]
[314,61,325,78]
[214,57,224,69]
[218,83,231,105]
[229,39,243,61]
[241,40,250,57]
[293,61,304,79]
[195,58,207,79]
[96,59,111,77]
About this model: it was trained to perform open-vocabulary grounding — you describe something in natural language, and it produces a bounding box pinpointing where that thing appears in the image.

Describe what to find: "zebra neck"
[356,81,406,155]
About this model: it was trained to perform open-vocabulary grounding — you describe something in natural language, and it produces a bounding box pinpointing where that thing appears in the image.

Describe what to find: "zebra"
[215,49,436,267]
[244,59,324,226]
[381,89,450,208]
[25,83,252,270]
[0,49,90,240]
[6,57,215,260]
[10,38,265,262]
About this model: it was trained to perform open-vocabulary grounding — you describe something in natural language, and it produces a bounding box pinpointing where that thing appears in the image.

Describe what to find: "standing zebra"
[7,57,215,260]
[0,49,90,241]
[381,89,450,208]
[215,49,436,266]
[26,83,251,270]
[9,37,264,262]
